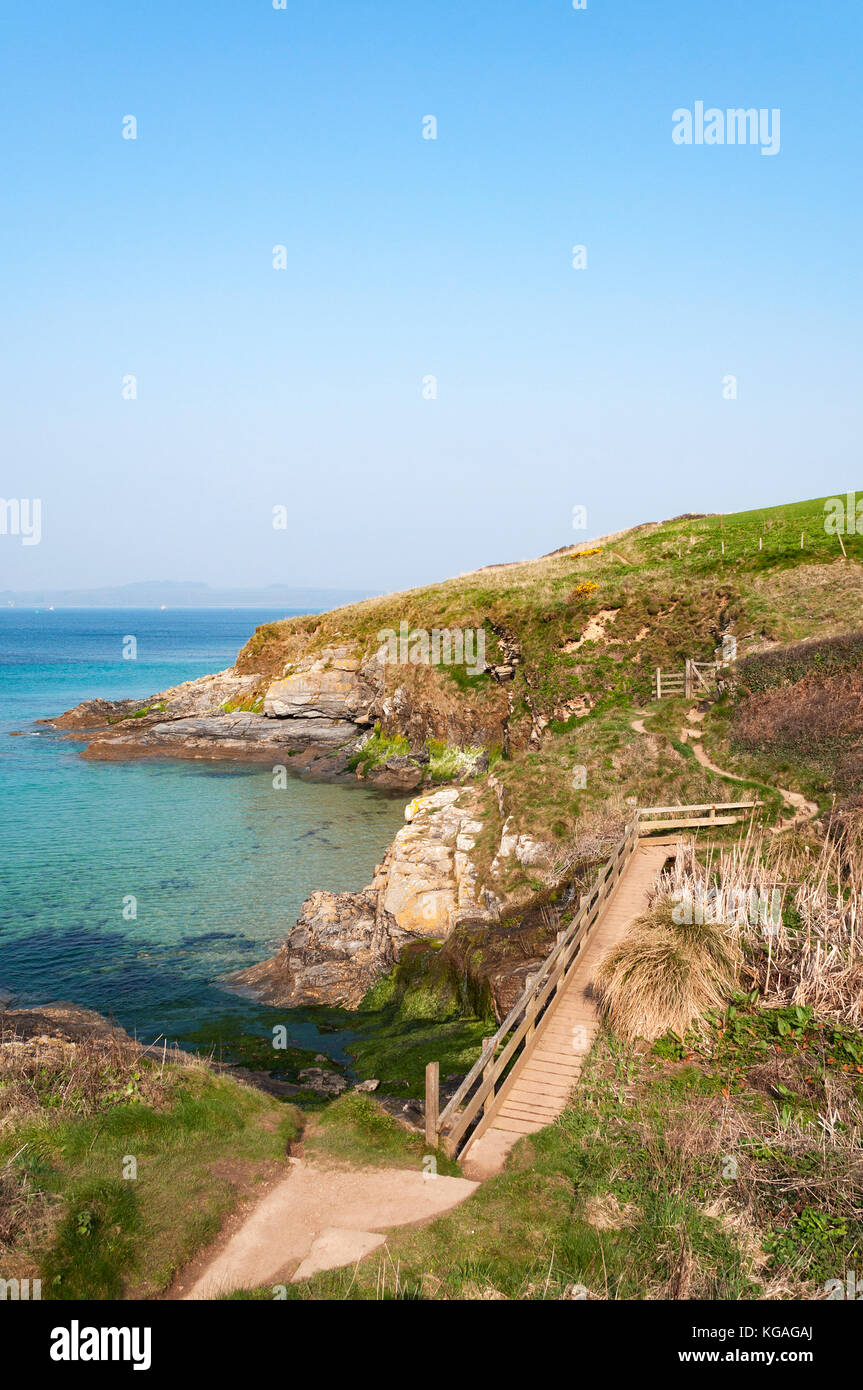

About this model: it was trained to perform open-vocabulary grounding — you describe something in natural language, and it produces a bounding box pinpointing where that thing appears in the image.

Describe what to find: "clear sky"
[2,1,860,594]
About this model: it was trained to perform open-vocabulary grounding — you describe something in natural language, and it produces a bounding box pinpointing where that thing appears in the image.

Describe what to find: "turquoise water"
[0,609,405,1057]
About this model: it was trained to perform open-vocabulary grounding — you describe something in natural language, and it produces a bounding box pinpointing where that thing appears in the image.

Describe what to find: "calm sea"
[0,609,404,1057]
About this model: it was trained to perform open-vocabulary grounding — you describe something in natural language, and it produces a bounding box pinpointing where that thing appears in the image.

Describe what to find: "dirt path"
[687,736,817,830]
[178,1158,477,1299]
[631,712,818,831]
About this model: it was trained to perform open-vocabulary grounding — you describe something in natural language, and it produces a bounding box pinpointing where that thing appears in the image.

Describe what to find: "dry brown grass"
[594,895,741,1041]
[0,1028,190,1132]
[657,828,863,1029]
[595,811,863,1041]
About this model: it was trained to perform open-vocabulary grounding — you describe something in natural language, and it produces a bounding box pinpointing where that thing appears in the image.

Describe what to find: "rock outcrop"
[42,658,374,771]
[263,645,383,723]
[490,815,556,874]
[49,667,260,730]
[43,627,509,774]
[0,1001,131,1044]
[231,889,399,1009]
[381,788,492,936]
[80,713,360,765]
[232,786,502,1008]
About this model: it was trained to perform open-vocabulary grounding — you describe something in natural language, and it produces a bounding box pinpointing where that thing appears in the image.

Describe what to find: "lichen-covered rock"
[49,667,260,730]
[229,889,399,1009]
[381,788,494,937]
[263,645,383,722]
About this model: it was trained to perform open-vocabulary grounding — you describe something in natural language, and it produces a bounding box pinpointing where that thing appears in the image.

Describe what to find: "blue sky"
[2,0,860,593]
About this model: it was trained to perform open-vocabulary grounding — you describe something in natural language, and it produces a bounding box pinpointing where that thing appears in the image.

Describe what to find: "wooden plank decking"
[460,841,671,1178]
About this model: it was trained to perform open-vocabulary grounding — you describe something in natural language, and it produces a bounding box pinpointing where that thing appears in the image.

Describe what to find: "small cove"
[0,608,407,1069]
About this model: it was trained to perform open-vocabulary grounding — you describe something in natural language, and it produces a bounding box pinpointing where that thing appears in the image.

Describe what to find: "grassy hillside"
[237,496,858,891]
[237,494,863,690]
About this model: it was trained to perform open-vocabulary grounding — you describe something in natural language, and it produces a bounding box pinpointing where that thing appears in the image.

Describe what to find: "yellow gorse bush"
[569,581,600,597]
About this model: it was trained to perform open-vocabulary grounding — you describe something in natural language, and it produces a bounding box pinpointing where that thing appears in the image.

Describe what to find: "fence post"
[425,1061,439,1146]
[684,659,692,700]
[655,667,661,700]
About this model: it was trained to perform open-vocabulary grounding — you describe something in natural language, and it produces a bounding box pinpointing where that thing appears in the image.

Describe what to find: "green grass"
[427,739,485,782]
[304,1092,461,1175]
[245,1034,764,1300]
[1,1064,300,1300]
[346,725,411,774]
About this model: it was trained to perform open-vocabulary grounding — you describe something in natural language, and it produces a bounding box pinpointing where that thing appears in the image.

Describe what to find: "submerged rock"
[297,1067,348,1096]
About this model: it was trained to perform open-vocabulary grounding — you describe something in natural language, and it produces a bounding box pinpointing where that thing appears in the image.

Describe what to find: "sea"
[0,608,405,1061]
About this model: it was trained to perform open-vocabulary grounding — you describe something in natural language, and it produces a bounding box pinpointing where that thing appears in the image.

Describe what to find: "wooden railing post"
[656,667,661,700]
[481,1039,495,1115]
[425,1061,439,1146]
[525,976,537,1041]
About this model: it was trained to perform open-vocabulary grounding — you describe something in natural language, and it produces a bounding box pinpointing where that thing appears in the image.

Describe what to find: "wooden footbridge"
[424,799,759,1178]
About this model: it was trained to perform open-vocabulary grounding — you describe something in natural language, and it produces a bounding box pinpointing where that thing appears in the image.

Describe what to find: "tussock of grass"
[347,725,410,774]
[595,898,740,1042]
[427,739,485,782]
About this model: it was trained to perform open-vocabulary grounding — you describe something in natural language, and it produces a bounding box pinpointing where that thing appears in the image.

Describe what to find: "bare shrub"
[732,668,863,789]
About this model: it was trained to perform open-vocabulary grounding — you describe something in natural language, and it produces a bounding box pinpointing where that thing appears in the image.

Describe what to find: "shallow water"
[0,609,405,1056]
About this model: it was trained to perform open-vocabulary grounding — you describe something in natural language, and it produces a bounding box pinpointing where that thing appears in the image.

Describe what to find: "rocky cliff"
[230,786,507,1008]
[44,633,507,780]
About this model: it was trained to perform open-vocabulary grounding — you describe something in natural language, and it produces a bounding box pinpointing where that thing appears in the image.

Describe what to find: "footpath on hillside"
[632,709,818,831]
[175,1154,477,1299]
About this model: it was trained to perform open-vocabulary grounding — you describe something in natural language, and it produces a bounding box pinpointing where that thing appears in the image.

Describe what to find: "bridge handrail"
[433,814,640,1154]
[640,801,759,816]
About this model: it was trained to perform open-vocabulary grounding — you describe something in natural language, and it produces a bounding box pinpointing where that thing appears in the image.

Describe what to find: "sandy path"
[687,736,818,830]
[631,712,818,831]
[180,1159,477,1299]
